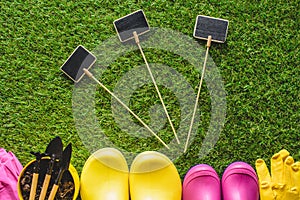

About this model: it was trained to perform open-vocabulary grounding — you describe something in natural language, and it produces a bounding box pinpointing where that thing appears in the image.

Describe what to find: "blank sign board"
[193,15,229,43]
[60,45,96,82]
[114,10,150,42]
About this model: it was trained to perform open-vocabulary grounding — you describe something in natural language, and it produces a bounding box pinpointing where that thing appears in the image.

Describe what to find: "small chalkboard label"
[193,15,229,43]
[60,45,96,83]
[114,10,150,42]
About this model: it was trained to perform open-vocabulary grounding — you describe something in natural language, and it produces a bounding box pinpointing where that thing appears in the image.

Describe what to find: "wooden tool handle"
[29,173,39,200]
[39,174,51,200]
[48,184,59,200]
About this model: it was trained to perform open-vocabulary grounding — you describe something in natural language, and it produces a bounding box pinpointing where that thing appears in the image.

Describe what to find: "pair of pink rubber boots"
[183,161,259,200]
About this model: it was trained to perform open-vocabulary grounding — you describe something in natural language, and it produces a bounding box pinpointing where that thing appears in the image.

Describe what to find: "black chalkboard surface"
[193,15,229,43]
[60,45,96,82]
[114,10,150,42]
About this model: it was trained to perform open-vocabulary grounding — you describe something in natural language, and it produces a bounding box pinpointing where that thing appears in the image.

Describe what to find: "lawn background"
[1,0,299,194]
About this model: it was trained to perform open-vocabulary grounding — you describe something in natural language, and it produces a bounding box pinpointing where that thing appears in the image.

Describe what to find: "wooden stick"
[48,184,59,200]
[184,35,212,153]
[133,31,180,144]
[29,173,38,200]
[83,68,170,149]
[38,174,51,200]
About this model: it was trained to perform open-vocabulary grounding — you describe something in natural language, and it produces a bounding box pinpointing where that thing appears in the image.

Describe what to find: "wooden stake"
[83,68,170,149]
[184,35,212,153]
[133,31,180,144]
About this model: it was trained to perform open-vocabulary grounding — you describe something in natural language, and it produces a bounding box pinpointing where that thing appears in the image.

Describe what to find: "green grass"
[1,0,299,193]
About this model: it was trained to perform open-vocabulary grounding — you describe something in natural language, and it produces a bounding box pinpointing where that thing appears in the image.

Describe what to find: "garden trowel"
[48,143,72,200]
[29,136,62,200]
[38,137,63,200]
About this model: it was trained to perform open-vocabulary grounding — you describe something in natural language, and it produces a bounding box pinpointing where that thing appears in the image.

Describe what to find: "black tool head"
[46,136,63,160]
[114,9,150,42]
[54,143,72,184]
[60,45,97,83]
[61,143,72,171]
[193,15,229,43]
[30,151,44,173]
[30,151,44,160]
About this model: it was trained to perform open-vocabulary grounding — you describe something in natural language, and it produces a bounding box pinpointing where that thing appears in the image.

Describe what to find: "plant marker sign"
[60,45,169,149]
[193,15,229,43]
[113,9,150,42]
[114,10,180,144]
[184,15,229,152]
[60,45,97,83]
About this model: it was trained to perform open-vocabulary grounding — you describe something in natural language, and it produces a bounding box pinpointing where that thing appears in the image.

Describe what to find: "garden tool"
[17,154,80,200]
[29,152,43,200]
[255,149,300,200]
[38,137,63,200]
[29,136,62,200]
[184,15,229,152]
[48,143,72,200]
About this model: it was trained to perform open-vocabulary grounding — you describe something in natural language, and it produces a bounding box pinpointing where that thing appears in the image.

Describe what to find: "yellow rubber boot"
[80,148,129,200]
[129,151,182,200]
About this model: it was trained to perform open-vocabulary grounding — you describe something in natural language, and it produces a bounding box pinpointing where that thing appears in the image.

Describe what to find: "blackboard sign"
[114,10,150,42]
[60,45,96,82]
[193,15,229,43]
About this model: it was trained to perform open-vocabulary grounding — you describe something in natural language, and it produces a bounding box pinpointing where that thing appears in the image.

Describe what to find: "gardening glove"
[255,149,300,200]
[0,148,23,200]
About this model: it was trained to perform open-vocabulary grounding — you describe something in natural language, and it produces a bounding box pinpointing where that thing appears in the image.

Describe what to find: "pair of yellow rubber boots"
[80,148,182,200]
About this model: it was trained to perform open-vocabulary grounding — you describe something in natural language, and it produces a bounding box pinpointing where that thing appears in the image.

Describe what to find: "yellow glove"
[255,149,300,200]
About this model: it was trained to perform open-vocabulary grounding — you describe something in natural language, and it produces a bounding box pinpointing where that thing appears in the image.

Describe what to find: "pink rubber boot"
[183,164,221,200]
[222,161,259,200]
